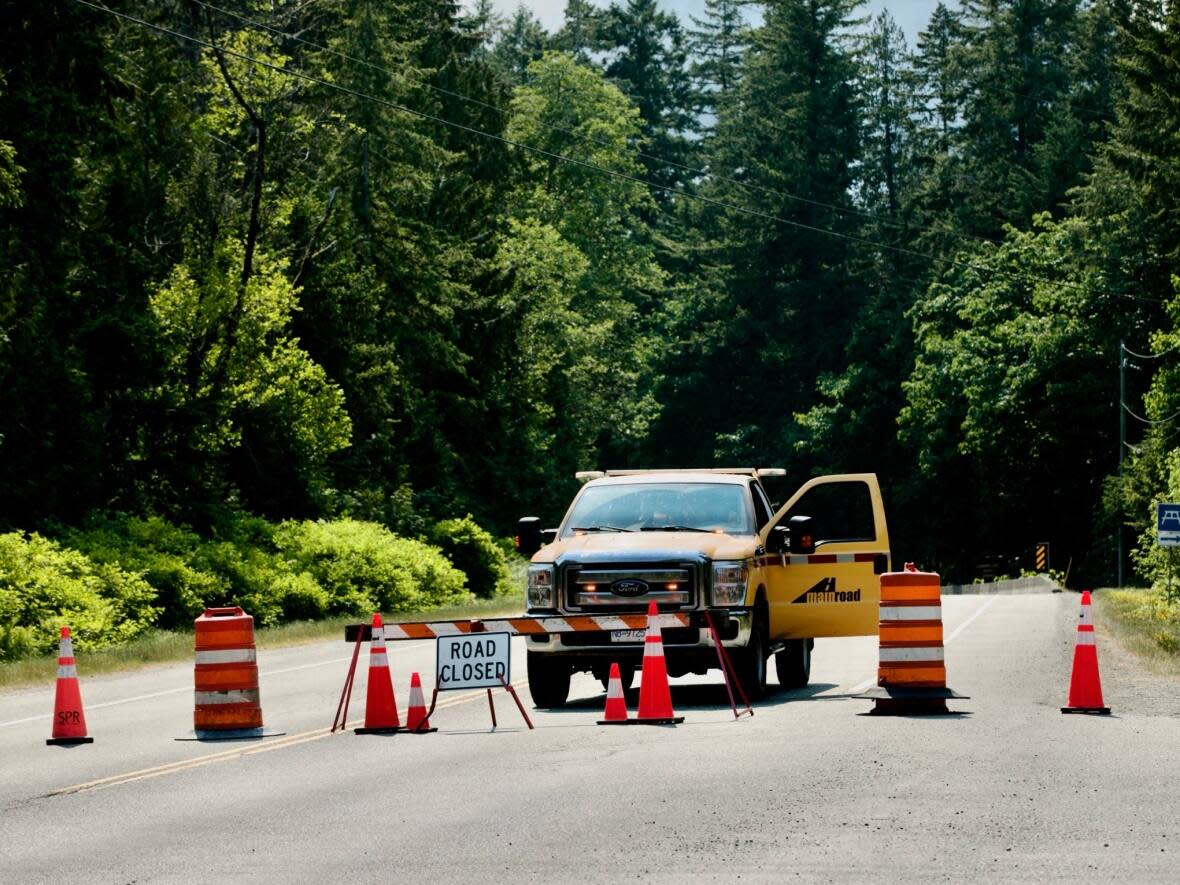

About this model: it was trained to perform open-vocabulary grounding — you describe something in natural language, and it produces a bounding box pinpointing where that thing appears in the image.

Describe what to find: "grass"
[0,593,526,692]
[1093,588,1180,678]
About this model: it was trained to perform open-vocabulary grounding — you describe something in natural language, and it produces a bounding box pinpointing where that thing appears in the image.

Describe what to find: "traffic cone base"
[47,627,94,746]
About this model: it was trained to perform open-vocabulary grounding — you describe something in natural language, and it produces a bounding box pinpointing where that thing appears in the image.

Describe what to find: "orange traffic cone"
[405,671,437,733]
[355,613,402,734]
[47,627,93,746]
[1061,590,1111,715]
[597,662,633,725]
[635,602,683,725]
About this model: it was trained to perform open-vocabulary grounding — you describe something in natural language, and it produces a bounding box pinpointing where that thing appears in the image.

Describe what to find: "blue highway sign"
[1157,503,1180,547]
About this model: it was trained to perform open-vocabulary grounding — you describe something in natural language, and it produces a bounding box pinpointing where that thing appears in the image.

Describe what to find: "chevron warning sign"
[1035,542,1050,572]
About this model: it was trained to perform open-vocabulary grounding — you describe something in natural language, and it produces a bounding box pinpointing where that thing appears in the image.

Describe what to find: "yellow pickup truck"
[515,469,891,706]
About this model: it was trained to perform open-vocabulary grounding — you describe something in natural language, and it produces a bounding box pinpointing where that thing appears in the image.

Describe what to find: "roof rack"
[574,467,785,482]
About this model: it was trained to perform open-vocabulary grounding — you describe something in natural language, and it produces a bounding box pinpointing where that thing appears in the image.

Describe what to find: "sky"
[484,1,947,43]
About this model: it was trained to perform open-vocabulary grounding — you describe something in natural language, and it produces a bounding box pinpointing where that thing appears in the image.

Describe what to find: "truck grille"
[563,564,696,611]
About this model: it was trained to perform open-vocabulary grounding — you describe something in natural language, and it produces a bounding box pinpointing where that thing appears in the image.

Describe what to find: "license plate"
[610,629,647,643]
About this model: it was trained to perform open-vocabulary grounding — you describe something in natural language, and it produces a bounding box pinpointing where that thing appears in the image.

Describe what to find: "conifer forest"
[3,1,1180,653]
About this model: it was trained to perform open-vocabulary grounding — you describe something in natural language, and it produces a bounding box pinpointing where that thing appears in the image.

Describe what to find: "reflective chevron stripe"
[879,646,945,662]
[754,552,880,568]
[373,612,690,641]
[195,648,257,665]
[194,689,260,705]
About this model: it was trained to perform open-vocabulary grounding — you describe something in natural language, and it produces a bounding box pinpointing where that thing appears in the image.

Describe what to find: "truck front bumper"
[524,608,752,657]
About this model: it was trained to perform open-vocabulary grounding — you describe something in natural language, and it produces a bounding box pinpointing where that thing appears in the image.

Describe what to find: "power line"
[71,0,1162,306]
[1122,342,1178,361]
[70,0,964,262]
[1123,402,1180,426]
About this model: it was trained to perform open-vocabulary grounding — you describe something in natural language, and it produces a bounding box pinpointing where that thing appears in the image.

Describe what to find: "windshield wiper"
[570,525,634,533]
[640,525,712,533]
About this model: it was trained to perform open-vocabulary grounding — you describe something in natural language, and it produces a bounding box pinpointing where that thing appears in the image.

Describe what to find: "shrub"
[430,515,513,598]
[188,540,294,628]
[274,519,470,613]
[0,532,159,661]
[58,515,222,628]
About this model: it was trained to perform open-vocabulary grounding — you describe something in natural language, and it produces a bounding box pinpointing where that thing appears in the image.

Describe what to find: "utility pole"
[1119,340,1126,588]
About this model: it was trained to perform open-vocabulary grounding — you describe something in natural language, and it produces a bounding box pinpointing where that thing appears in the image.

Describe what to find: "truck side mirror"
[515,517,542,557]
[788,515,816,555]
[768,524,790,554]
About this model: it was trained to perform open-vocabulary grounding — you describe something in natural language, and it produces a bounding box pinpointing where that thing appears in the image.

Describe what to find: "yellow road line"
[49,680,529,796]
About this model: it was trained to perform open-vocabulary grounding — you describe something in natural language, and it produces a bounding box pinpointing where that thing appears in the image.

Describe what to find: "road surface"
[1,590,1177,882]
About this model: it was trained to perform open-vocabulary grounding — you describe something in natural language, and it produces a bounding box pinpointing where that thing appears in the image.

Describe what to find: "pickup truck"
[515,469,890,706]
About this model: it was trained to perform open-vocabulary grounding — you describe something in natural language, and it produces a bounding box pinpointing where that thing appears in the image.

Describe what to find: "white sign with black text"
[436,632,511,691]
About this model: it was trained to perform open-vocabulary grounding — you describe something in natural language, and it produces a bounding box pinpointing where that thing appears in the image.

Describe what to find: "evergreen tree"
[552,0,603,64]
[600,0,696,198]
[907,1,969,256]
[688,0,750,123]
[1079,0,1180,580]
[956,0,1084,235]
[654,0,862,467]
[462,0,505,58]
[795,8,923,500]
[489,4,548,85]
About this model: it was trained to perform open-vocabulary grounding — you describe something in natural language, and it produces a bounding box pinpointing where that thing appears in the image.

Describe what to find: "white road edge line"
[0,644,422,729]
[849,594,1000,694]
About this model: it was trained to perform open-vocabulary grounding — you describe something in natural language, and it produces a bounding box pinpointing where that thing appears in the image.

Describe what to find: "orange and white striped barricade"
[179,606,283,741]
[855,563,966,715]
[343,612,695,643]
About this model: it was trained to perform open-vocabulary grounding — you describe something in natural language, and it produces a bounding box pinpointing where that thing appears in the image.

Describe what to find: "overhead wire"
[1123,403,1180,426]
[72,0,1163,306]
[1122,342,1179,361]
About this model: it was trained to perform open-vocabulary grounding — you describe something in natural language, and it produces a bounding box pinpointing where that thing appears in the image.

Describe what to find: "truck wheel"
[775,638,812,689]
[527,652,571,708]
[735,620,768,700]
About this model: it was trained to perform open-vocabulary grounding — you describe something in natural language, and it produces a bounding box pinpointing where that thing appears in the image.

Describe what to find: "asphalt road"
[2,590,1178,883]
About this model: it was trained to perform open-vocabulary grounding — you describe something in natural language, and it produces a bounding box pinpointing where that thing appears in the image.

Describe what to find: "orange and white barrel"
[856,563,966,714]
[878,564,946,690]
[193,607,264,733]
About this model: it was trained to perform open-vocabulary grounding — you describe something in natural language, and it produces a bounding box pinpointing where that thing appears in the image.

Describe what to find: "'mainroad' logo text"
[792,577,861,604]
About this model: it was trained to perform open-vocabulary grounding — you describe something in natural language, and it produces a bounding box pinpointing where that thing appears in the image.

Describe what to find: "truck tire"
[775,638,812,689]
[527,652,571,708]
[734,619,768,700]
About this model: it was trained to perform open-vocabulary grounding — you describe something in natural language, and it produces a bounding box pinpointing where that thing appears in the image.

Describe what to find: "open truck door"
[759,473,891,639]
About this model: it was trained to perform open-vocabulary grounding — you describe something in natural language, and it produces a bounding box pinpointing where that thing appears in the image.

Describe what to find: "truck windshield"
[562,483,753,537]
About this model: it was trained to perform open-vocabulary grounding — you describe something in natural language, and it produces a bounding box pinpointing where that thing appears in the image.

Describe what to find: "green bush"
[0,532,159,661]
[58,514,222,628]
[4,513,473,659]
[274,519,470,613]
[430,515,513,598]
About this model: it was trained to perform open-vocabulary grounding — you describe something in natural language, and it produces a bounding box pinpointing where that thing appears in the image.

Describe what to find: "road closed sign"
[436,633,511,691]
[1159,503,1180,547]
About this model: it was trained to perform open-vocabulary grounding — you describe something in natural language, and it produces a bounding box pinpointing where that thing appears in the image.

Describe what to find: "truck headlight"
[711,561,749,606]
[527,564,555,609]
